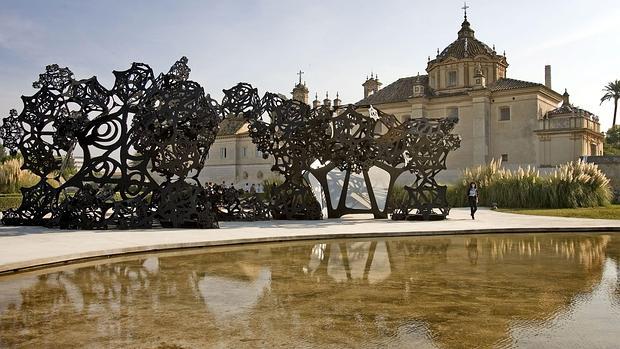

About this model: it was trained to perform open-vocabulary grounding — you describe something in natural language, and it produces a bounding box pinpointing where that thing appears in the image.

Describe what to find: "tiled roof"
[547,102,598,121]
[217,115,247,136]
[356,75,429,106]
[437,36,494,61]
[487,78,543,91]
[355,77,550,106]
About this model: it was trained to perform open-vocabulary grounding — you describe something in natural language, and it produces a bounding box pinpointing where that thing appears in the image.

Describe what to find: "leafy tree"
[601,80,620,127]
[604,126,620,155]
[607,126,620,147]
[0,144,21,163]
[0,144,8,163]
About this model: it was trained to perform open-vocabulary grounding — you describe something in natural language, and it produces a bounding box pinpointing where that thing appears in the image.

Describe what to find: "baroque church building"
[355,12,603,178]
[203,12,604,186]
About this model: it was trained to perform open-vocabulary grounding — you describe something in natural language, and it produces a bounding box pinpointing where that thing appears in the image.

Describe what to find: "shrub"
[261,176,284,200]
[0,158,39,194]
[455,159,611,209]
[387,185,409,211]
[0,195,22,211]
[446,185,467,207]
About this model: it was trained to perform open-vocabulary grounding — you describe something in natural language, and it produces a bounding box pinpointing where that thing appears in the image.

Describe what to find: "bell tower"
[362,73,382,98]
[291,70,309,104]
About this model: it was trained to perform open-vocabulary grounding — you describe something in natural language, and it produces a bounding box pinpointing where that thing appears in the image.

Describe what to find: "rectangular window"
[447,107,459,118]
[590,144,597,156]
[242,147,247,158]
[447,71,457,87]
[501,154,508,162]
[220,147,227,159]
[499,107,511,121]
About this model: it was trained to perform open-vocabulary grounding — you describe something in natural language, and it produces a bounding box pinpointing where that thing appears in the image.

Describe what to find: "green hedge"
[0,196,22,211]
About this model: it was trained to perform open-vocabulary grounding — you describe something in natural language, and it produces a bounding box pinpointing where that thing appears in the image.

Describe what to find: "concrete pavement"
[1,208,619,274]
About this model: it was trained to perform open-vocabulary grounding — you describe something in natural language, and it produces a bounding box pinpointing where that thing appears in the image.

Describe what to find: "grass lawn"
[499,205,620,220]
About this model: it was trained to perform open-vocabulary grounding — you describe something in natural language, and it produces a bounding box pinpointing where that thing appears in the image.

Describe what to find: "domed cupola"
[457,17,475,39]
[435,19,495,62]
[426,5,508,93]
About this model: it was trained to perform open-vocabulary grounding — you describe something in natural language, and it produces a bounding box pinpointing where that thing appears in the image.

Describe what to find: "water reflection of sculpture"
[221,84,461,220]
[260,235,611,348]
[1,234,613,348]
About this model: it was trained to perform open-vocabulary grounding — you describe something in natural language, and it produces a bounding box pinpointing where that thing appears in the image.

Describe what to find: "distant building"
[204,9,604,185]
[202,116,275,186]
[355,11,603,179]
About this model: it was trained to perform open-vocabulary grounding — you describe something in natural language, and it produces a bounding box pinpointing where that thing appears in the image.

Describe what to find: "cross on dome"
[462,2,469,20]
[297,70,304,85]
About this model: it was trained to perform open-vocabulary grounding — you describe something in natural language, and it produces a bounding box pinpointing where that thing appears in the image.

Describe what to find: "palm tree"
[600,80,620,127]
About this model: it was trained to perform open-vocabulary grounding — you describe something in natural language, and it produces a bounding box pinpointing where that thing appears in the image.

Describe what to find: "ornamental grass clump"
[548,161,612,208]
[0,158,38,194]
[452,159,611,209]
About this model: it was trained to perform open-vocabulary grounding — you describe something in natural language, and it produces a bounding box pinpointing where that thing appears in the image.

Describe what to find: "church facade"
[355,13,603,178]
[203,13,604,186]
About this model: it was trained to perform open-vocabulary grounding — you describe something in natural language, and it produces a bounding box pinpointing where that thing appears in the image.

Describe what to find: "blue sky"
[1,0,619,130]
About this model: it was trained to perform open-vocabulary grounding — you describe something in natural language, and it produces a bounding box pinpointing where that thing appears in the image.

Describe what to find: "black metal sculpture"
[302,107,460,220]
[221,83,461,220]
[1,59,460,229]
[390,116,461,220]
[1,58,221,229]
[210,185,270,221]
[222,84,324,220]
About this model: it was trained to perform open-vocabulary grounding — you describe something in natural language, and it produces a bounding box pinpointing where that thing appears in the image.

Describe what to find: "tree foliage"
[604,126,620,155]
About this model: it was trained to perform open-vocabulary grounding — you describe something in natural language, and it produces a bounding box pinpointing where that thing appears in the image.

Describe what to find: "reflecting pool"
[1,233,620,348]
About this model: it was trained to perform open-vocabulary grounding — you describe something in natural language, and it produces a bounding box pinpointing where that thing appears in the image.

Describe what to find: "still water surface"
[1,233,619,348]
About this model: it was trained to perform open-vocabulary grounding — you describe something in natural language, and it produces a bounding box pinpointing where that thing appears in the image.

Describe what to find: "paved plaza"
[1,208,619,274]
